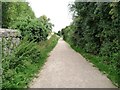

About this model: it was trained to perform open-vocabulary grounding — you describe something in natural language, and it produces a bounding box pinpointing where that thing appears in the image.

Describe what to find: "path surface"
[29,38,116,88]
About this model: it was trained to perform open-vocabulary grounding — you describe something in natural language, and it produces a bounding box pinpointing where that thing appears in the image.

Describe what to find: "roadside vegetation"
[1,0,119,88]
[1,1,59,88]
[2,1,53,42]
[2,35,59,88]
[59,2,120,87]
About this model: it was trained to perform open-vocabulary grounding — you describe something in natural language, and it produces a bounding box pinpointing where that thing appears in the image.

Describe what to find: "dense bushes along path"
[29,38,115,88]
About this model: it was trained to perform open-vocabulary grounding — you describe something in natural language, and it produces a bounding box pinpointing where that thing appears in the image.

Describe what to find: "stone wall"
[0,28,21,57]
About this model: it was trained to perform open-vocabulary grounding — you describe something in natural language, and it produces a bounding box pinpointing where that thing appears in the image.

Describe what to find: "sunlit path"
[29,38,115,88]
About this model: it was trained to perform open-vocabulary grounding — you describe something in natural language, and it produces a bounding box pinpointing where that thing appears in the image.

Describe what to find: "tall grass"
[2,34,59,88]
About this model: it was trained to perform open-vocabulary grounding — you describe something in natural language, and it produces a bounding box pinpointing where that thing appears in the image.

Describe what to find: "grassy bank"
[2,34,59,88]
[67,41,119,87]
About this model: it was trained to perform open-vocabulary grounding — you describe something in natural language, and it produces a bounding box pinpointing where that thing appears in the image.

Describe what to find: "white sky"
[27,0,74,32]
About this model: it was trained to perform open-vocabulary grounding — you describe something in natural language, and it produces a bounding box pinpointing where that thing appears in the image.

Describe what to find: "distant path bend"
[29,38,116,88]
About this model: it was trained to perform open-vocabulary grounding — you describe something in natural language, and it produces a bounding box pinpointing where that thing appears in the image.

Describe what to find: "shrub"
[61,2,119,87]
[2,36,41,88]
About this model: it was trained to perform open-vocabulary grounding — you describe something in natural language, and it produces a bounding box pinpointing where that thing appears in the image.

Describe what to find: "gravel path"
[29,38,116,88]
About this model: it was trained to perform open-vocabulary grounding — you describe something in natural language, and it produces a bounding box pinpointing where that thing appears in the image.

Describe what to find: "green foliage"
[2,2,53,42]
[2,1,57,88]
[2,2,35,28]
[57,31,61,36]
[2,35,59,88]
[12,16,53,42]
[61,2,120,87]
[2,36,41,88]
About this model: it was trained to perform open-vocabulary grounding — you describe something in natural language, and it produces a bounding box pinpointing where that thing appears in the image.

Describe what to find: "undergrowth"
[2,34,59,88]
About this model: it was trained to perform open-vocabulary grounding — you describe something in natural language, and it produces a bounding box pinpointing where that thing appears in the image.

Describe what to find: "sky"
[27,0,74,32]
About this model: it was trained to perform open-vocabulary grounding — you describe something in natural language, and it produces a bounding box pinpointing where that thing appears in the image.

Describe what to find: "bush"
[2,36,41,88]
[12,16,52,42]
[61,2,120,87]
[2,2,53,42]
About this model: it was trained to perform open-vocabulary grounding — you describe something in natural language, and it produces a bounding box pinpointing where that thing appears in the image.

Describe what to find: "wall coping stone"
[0,28,21,37]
